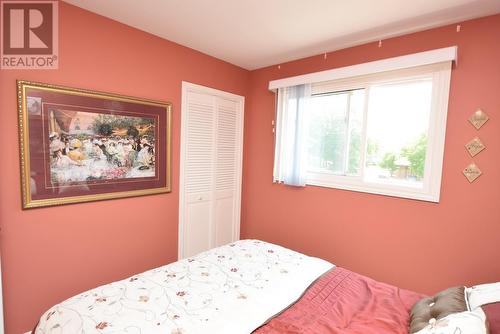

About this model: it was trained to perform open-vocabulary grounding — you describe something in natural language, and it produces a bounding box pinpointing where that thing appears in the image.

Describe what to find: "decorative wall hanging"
[465,137,486,157]
[17,80,172,209]
[468,109,489,130]
[462,163,482,183]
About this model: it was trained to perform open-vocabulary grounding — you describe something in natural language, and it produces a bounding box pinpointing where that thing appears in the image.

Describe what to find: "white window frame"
[270,48,455,202]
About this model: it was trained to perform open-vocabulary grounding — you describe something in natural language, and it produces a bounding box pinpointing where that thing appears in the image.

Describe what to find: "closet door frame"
[178,81,244,259]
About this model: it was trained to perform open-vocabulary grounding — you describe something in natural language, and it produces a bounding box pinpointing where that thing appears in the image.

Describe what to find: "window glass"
[307,89,365,175]
[364,79,433,187]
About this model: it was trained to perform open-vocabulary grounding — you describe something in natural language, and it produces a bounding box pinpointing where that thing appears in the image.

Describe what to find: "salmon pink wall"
[241,14,500,295]
[1,3,499,333]
[0,3,248,333]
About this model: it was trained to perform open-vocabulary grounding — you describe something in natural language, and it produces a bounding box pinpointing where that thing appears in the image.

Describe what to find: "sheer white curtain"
[273,84,311,187]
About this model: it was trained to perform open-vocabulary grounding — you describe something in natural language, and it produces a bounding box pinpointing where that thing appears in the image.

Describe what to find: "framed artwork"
[17,80,172,209]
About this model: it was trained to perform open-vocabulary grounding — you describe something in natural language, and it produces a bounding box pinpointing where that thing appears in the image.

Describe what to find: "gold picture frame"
[17,80,172,209]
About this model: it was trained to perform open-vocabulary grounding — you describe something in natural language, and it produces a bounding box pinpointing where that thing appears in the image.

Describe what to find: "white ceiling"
[63,0,500,70]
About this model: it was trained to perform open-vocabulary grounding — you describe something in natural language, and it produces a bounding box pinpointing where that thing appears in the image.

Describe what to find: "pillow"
[413,310,487,334]
[410,287,468,333]
[468,282,500,334]
[467,282,500,310]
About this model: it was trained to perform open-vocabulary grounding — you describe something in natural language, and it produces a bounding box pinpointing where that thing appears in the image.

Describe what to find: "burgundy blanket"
[484,303,500,334]
[254,267,424,334]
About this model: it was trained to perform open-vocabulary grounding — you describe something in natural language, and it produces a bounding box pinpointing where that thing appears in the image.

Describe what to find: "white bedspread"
[35,240,334,334]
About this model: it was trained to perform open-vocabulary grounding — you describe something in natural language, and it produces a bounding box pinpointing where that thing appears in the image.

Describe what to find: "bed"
[33,240,499,334]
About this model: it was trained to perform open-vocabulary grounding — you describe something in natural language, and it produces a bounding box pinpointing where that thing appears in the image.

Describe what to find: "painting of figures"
[48,111,156,184]
[18,81,172,209]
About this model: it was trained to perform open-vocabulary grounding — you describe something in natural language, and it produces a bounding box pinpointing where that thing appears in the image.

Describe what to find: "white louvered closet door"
[179,82,244,259]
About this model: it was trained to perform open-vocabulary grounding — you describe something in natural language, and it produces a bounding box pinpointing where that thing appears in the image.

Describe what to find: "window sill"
[305,178,440,203]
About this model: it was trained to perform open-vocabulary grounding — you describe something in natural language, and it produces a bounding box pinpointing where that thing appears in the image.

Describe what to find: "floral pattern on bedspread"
[35,240,333,334]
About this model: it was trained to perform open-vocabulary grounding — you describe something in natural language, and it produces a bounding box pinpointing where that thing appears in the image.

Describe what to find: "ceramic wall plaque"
[468,109,489,130]
[465,137,486,157]
[463,163,482,183]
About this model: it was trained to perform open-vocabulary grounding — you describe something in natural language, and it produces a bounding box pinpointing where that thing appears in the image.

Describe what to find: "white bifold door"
[178,82,244,259]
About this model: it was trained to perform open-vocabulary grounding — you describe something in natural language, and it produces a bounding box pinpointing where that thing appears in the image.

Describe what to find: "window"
[307,89,365,176]
[272,48,455,202]
[363,78,432,188]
